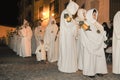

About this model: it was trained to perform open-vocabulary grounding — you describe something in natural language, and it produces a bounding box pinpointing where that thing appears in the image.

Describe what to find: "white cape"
[112,11,120,74]
[44,17,58,62]
[81,9,107,76]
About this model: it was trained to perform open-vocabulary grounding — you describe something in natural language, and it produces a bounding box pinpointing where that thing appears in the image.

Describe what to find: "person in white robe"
[54,27,60,62]
[57,0,79,73]
[34,20,44,47]
[24,19,33,56]
[35,39,46,63]
[44,16,58,62]
[13,31,17,52]
[9,32,14,50]
[80,8,108,77]
[13,29,19,53]
[75,9,87,70]
[19,25,27,57]
[19,19,32,57]
[112,11,120,74]
[16,27,22,56]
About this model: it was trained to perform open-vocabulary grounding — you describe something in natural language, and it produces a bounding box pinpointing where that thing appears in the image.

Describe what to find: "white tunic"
[34,26,44,47]
[57,0,79,73]
[81,9,107,76]
[16,30,22,56]
[35,42,46,61]
[26,26,33,56]
[44,17,58,62]
[19,25,32,57]
[112,11,120,74]
[13,33,17,52]
[75,9,87,70]
[19,27,27,57]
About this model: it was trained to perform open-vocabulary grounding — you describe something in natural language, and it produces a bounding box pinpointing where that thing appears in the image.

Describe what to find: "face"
[92,12,97,20]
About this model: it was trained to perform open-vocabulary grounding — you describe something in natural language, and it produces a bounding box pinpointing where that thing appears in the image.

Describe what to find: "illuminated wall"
[0,26,15,45]
[59,0,109,24]
[82,0,109,24]
[0,26,15,37]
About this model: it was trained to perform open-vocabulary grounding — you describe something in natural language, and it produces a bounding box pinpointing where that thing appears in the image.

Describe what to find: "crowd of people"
[7,17,59,64]
[7,0,120,78]
[8,19,33,57]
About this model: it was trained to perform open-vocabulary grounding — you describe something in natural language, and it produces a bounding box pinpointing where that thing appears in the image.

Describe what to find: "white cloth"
[81,9,107,76]
[112,11,120,74]
[26,26,33,56]
[16,30,22,56]
[77,9,87,21]
[57,0,79,73]
[19,24,32,57]
[13,33,17,52]
[75,9,87,70]
[34,26,44,47]
[54,31,59,62]
[10,33,14,50]
[35,42,46,61]
[106,47,112,53]
[66,0,79,15]
[18,27,27,57]
[44,17,58,62]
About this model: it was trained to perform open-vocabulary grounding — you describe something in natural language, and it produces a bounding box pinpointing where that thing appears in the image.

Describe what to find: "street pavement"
[0,45,120,80]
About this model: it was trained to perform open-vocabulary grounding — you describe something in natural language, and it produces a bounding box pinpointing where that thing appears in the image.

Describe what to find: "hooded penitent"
[80,8,107,76]
[77,9,87,21]
[66,0,79,15]
[58,0,79,73]
[44,16,58,62]
[112,11,120,74]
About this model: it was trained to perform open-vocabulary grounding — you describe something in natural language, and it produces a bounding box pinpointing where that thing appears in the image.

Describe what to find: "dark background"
[0,0,19,27]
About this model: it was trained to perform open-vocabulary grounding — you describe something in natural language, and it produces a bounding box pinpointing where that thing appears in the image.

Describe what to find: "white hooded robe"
[26,25,33,57]
[44,17,58,62]
[35,41,46,61]
[57,0,79,73]
[34,26,44,47]
[81,9,107,76]
[75,9,87,70]
[19,27,27,57]
[112,11,120,74]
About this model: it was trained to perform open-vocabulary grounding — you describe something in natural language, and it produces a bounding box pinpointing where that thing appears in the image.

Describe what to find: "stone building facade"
[17,0,34,26]
[17,0,120,27]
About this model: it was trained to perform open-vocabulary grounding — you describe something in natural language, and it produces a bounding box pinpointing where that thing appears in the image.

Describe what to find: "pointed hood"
[66,0,79,15]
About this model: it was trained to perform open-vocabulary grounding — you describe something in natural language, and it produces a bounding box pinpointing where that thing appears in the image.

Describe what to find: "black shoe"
[40,60,46,64]
[88,76,95,78]
[97,74,103,77]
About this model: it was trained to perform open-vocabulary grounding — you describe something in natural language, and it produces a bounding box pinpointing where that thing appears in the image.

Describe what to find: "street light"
[51,13,54,17]
[42,11,49,20]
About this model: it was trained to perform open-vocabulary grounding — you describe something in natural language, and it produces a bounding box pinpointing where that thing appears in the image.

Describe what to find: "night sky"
[0,0,19,27]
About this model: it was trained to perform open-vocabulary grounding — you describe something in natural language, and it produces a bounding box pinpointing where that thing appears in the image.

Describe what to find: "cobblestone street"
[0,45,120,80]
